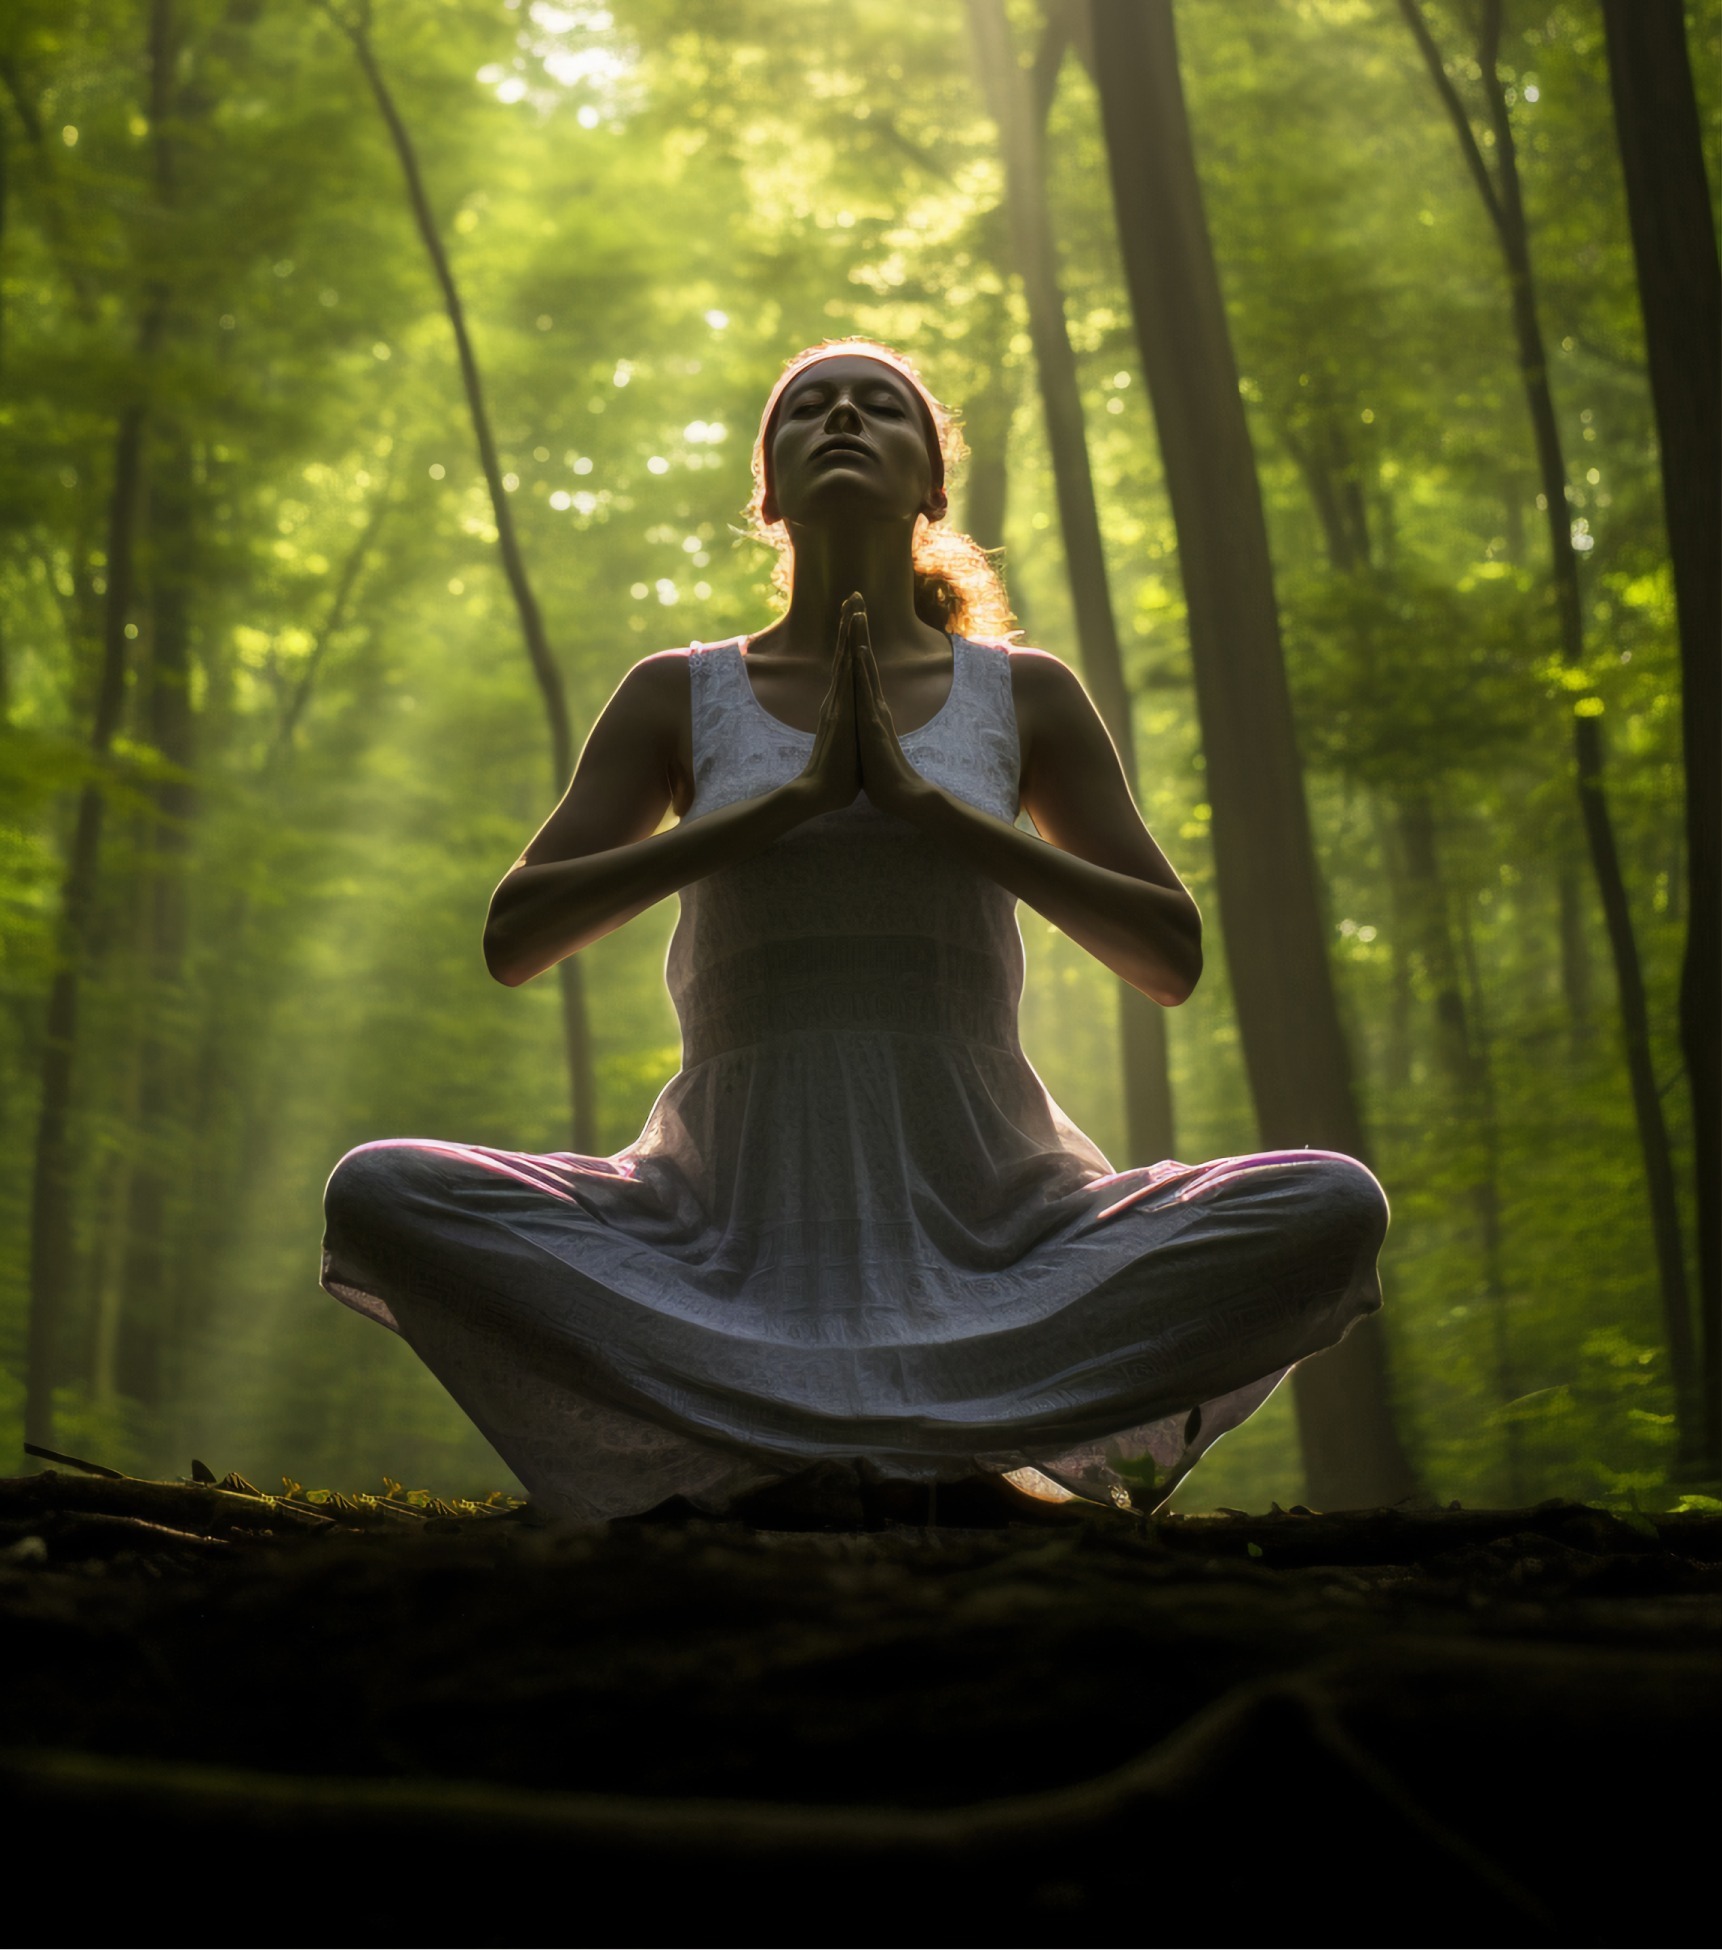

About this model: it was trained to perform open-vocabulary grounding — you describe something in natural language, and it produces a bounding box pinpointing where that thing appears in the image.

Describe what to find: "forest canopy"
[0,0,1716,1513]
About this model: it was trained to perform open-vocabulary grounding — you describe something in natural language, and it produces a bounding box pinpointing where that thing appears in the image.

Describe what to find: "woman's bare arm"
[484,638,860,986]
[878,647,1202,1005]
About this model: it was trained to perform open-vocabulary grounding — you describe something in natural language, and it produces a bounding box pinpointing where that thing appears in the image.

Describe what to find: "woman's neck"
[762,520,947,663]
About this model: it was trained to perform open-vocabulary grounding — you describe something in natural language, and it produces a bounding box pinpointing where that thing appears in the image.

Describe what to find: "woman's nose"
[824,396,863,432]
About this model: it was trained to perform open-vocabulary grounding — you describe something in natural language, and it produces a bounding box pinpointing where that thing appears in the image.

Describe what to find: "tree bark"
[116,428,198,1407]
[1088,0,1417,1509]
[1396,794,1472,1091]
[1453,884,1520,1502]
[1599,0,1720,1474]
[960,371,1011,560]
[968,0,1175,1167]
[24,404,147,1454]
[1372,802,1414,1095]
[1556,856,1593,1052]
[336,9,597,1152]
[1399,0,1699,1470]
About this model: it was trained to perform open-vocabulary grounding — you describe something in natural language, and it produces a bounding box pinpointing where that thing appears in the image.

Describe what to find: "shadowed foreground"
[2,1461,1717,1947]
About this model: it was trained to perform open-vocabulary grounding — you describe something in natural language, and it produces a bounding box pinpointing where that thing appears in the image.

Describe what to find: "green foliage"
[0,0,1714,1508]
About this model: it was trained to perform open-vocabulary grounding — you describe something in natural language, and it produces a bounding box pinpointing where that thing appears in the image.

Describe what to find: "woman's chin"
[784,481,919,526]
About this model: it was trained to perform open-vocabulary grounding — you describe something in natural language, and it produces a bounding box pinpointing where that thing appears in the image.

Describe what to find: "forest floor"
[2,1459,1718,1949]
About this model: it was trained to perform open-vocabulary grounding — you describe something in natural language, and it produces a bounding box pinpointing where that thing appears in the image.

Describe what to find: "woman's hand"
[850,596,931,818]
[793,593,864,815]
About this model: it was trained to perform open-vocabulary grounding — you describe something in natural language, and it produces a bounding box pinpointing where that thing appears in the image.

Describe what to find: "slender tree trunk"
[117,430,197,1406]
[1400,0,1699,1469]
[91,1138,137,1406]
[969,0,1175,1167]
[1088,0,1417,1509]
[961,372,1011,559]
[24,404,146,1454]
[1397,794,1472,1090]
[0,65,10,376]
[1372,801,1414,1095]
[1401,791,1521,1498]
[93,896,151,1404]
[1600,0,1720,1475]
[1556,855,1593,1051]
[337,10,597,1152]
[1454,884,1519,1502]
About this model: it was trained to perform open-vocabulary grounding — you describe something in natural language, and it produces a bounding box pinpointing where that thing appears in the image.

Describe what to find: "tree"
[327,0,598,1153]
[1598,0,1720,1475]
[968,0,1174,1168]
[22,0,177,1453]
[1088,0,1418,1510]
[1398,0,1700,1471]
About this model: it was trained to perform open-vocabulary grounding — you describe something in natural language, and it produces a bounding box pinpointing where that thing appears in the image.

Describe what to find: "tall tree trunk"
[1455,883,1519,1502]
[1557,855,1593,1051]
[24,0,182,1453]
[117,429,198,1406]
[960,370,1011,559]
[92,892,151,1404]
[24,404,146,1454]
[1401,792,1520,1499]
[336,8,597,1152]
[1400,0,1700,1469]
[968,0,1175,1168]
[1599,0,1720,1474]
[1089,0,1417,1509]
[1372,801,1414,1095]
[0,61,10,376]
[1397,794,1473,1090]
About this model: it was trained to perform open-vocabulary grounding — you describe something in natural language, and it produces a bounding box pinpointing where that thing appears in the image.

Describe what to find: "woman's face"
[765,356,941,530]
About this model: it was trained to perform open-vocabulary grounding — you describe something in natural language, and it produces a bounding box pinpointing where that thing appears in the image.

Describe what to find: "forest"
[1,0,1718,1522]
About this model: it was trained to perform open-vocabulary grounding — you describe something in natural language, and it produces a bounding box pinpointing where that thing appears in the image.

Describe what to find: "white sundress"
[321,634,1388,1518]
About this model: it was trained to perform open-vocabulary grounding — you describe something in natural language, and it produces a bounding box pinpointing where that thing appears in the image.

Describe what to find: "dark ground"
[2,1459,1718,1948]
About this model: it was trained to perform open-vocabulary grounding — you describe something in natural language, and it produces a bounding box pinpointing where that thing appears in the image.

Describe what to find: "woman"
[321,337,1388,1521]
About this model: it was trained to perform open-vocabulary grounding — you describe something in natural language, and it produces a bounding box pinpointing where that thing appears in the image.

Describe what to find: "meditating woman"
[320,337,1389,1521]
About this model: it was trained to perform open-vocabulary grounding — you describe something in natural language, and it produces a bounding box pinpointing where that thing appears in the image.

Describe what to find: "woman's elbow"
[482,910,530,987]
[1153,910,1203,1006]
[483,938,521,986]
[1151,961,1200,1008]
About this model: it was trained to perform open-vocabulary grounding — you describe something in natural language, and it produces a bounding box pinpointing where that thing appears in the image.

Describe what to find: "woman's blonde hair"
[747,337,1015,639]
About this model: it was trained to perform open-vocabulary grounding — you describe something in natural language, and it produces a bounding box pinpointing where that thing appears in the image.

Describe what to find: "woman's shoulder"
[998,647,1101,763]
[611,634,763,722]
[595,648,705,756]
[614,640,736,698]
[1001,643,1082,702]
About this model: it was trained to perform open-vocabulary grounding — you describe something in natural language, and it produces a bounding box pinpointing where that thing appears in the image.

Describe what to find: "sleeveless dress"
[321,636,1388,1519]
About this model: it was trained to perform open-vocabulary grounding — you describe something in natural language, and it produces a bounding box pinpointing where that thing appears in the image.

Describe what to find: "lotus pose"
[321,338,1388,1520]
